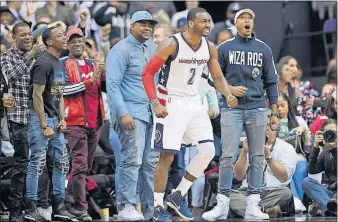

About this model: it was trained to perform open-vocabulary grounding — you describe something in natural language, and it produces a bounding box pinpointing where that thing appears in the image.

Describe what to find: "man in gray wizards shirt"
[203,8,279,221]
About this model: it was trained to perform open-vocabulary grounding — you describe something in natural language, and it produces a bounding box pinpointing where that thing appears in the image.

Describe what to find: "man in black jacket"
[302,119,337,216]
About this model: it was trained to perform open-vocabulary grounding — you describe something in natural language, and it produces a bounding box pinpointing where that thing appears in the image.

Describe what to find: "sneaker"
[9,209,23,222]
[266,205,282,218]
[327,199,337,215]
[165,191,194,220]
[202,194,229,221]
[37,207,52,221]
[308,204,323,217]
[51,194,78,221]
[24,199,44,222]
[118,204,144,221]
[153,206,172,222]
[244,194,269,220]
[65,205,92,222]
[294,197,306,213]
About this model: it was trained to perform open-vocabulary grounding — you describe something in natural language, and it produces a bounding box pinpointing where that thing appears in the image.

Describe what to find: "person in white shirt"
[171,0,199,28]
[228,113,298,219]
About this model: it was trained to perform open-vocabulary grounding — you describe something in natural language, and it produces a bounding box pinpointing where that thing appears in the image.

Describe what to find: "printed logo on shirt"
[228,51,263,67]
[252,67,260,77]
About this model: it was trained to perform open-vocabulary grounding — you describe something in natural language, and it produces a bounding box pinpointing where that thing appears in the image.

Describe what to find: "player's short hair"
[42,26,57,47]
[187,7,208,22]
[154,24,176,35]
[12,22,31,35]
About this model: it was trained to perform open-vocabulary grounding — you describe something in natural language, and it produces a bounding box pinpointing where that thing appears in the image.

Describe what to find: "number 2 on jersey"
[187,68,196,85]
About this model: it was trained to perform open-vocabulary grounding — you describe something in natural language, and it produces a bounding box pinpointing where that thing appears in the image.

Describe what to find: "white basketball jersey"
[157,33,210,97]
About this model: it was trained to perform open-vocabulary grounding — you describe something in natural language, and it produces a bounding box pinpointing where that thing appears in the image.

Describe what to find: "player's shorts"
[151,94,214,153]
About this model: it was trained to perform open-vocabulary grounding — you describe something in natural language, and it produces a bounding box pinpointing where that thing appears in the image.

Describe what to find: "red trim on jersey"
[159,98,166,106]
[180,33,202,52]
[142,55,166,101]
[157,87,168,95]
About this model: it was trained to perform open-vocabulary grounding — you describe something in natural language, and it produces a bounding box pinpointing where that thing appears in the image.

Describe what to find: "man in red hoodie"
[60,27,105,221]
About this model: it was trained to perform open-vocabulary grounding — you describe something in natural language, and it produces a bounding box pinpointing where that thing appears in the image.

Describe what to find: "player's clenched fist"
[226,94,238,108]
[154,104,168,119]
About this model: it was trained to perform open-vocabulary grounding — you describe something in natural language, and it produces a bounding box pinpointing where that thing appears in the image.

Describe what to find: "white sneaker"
[294,197,306,212]
[37,206,52,221]
[202,194,229,221]
[245,194,269,220]
[118,204,144,221]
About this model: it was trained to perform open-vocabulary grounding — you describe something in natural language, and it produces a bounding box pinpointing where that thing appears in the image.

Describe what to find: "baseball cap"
[131,11,158,25]
[177,17,187,28]
[234,8,255,24]
[227,2,241,13]
[66,27,84,41]
[0,6,12,15]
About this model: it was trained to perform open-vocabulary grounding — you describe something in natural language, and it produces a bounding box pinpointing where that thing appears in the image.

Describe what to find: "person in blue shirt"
[202,8,280,221]
[106,11,158,221]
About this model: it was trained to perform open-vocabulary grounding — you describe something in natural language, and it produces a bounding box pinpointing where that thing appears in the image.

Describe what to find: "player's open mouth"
[245,25,250,30]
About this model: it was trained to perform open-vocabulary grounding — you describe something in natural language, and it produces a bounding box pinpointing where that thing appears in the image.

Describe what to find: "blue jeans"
[290,160,307,199]
[302,177,334,212]
[26,112,69,201]
[109,121,121,193]
[213,134,222,157]
[218,108,268,197]
[115,118,159,212]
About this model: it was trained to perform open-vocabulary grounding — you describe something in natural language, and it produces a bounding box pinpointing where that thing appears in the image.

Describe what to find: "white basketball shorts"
[151,94,214,153]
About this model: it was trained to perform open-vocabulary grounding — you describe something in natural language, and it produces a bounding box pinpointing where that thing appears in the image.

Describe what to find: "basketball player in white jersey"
[142,7,238,221]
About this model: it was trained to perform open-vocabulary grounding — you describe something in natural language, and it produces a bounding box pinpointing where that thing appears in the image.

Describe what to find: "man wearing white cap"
[203,8,279,221]
[106,11,158,221]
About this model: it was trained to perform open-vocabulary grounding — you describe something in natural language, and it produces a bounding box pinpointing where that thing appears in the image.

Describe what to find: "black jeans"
[8,121,29,210]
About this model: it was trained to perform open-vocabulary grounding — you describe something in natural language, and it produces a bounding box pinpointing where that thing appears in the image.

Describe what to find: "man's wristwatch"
[265,154,272,163]
[270,112,280,118]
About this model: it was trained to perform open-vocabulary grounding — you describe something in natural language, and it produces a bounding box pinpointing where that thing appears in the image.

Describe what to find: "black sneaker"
[327,199,337,215]
[24,199,44,222]
[65,204,92,221]
[51,194,77,221]
[9,209,23,222]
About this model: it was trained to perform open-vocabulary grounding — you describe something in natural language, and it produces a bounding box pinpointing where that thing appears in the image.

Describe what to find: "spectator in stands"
[129,1,177,20]
[25,27,75,221]
[35,1,76,27]
[93,1,131,47]
[208,2,241,43]
[228,114,297,218]
[106,11,158,221]
[310,90,337,134]
[278,56,299,88]
[0,6,15,25]
[302,119,337,217]
[216,30,233,46]
[3,1,23,24]
[61,27,106,221]
[177,17,188,33]
[277,91,311,212]
[0,22,45,222]
[171,0,199,28]
[152,24,175,45]
[276,62,298,113]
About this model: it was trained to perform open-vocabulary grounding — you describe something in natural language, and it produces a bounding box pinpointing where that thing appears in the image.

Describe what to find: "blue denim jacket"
[106,34,157,123]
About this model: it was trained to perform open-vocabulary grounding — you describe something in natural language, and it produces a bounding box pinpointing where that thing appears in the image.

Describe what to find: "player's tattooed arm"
[32,83,47,128]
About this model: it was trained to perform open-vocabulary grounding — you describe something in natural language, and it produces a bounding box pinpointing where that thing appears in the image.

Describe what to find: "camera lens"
[324,130,337,143]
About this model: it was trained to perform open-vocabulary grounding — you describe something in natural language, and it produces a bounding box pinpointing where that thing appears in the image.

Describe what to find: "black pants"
[8,121,29,210]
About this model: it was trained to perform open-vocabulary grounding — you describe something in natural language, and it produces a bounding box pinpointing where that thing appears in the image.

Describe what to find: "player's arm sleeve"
[106,50,128,118]
[141,55,166,101]
[263,47,278,105]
